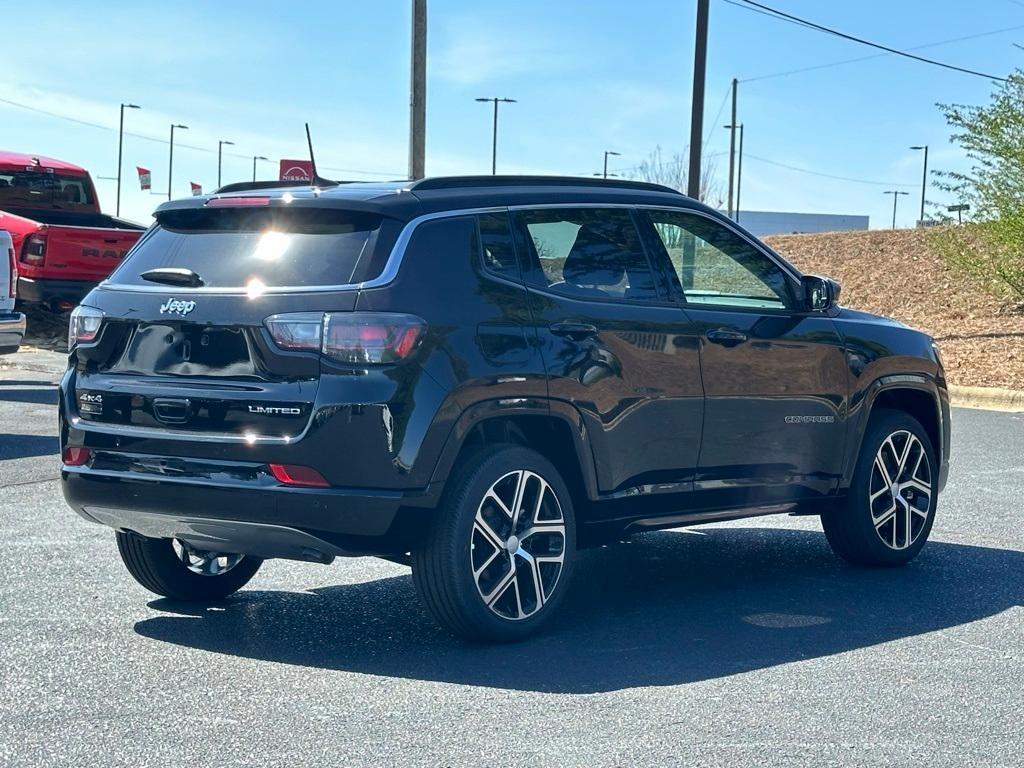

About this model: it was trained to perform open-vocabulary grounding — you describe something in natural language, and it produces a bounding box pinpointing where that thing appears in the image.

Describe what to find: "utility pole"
[217,140,234,188]
[910,145,928,225]
[884,190,909,229]
[116,103,140,217]
[603,150,620,179]
[168,123,188,200]
[409,0,427,180]
[475,97,516,175]
[726,78,737,216]
[687,0,710,200]
[736,123,744,223]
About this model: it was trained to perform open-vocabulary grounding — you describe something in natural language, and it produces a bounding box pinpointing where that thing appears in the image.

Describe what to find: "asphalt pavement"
[1,349,1021,767]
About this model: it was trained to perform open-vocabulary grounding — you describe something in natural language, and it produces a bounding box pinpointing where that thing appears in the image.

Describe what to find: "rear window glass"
[108,208,386,289]
[0,171,95,211]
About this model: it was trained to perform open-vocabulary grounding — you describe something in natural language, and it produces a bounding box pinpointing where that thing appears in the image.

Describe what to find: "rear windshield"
[0,170,95,211]
[107,207,388,289]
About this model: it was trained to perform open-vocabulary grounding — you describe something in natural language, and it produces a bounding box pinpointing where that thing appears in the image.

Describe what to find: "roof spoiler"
[213,180,318,194]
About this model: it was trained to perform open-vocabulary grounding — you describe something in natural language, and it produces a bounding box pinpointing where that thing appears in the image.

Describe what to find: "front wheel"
[116,531,263,601]
[822,409,938,567]
[412,445,576,642]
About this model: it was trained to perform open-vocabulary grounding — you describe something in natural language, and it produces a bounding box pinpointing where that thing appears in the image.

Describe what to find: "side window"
[646,211,794,310]
[478,212,519,279]
[512,208,658,301]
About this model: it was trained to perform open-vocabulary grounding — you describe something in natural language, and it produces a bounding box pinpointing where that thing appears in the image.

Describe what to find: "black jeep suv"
[60,176,950,641]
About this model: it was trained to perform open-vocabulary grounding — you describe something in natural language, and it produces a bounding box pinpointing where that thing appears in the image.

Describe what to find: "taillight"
[268,463,329,487]
[62,447,91,466]
[21,233,47,266]
[324,313,425,364]
[68,305,104,348]
[264,312,426,365]
[264,312,323,351]
[6,246,15,299]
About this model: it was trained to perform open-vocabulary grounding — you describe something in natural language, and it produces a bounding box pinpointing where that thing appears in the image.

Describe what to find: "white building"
[729,211,870,237]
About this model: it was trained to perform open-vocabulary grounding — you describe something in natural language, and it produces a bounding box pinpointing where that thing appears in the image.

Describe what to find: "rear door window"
[512,208,659,302]
[478,212,520,280]
[107,207,386,289]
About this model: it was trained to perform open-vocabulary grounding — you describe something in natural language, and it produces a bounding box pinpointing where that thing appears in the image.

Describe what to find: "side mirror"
[802,275,841,312]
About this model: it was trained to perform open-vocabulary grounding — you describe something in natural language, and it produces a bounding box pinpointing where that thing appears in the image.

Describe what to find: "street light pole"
[252,155,268,182]
[910,145,929,225]
[603,150,620,179]
[116,103,140,217]
[218,140,234,188]
[168,123,188,200]
[475,97,516,175]
[884,190,910,229]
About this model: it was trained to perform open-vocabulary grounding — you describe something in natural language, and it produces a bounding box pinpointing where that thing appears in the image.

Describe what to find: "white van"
[0,230,26,353]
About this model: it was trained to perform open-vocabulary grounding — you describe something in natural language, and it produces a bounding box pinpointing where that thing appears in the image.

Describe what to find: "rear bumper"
[17,277,96,307]
[0,311,25,350]
[62,462,440,560]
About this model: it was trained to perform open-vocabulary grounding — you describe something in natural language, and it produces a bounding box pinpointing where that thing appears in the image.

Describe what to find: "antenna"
[305,123,338,187]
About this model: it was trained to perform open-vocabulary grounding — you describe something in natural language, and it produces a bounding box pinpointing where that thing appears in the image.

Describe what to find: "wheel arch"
[428,398,600,508]
[843,375,946,490]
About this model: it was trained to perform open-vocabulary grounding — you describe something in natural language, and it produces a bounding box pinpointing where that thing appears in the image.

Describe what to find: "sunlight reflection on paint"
[246,278,266,299]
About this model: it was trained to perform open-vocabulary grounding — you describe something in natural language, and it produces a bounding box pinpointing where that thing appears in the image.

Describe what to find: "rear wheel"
[412,445,576,642]
[822,409,937,566]
[115,531,263,601]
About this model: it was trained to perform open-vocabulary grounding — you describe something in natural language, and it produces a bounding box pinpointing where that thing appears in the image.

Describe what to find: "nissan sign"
[279,159,313,182]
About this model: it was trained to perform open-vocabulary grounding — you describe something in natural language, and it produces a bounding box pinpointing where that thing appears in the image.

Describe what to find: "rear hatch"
[70,203,398,442]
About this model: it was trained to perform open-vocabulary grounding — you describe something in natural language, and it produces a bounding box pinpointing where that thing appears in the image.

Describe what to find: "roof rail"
[408,175,683,196]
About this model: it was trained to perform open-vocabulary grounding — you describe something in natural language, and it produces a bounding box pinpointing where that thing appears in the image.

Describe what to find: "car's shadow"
[0,433,59,460]
[0,385,58,405]
[135,527,1023,693]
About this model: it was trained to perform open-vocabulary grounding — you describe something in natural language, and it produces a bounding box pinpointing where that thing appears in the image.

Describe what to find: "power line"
[702,83,732,150]
[743,153,916,187]
[726,0,1008,81]
[740,22,1024,83]
[0,94,403,177]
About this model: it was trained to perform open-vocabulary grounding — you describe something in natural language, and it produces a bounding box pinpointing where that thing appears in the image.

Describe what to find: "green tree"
[936,72,1024,300]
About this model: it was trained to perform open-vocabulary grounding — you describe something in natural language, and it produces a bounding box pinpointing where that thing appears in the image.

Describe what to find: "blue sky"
[1,0,1020,227]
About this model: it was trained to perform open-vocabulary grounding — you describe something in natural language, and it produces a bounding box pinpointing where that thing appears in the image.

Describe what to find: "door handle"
[549,322,598,341]
[706,328,747,345]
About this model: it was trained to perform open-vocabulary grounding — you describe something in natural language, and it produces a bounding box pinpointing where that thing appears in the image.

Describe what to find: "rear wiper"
[140,267,204,287]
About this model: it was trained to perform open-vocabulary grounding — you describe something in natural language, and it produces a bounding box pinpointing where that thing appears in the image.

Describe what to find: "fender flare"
[841,373,943,489]
[427,396,600,501]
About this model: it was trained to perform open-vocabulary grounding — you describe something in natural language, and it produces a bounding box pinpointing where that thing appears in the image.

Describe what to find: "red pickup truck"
[0,151,146,310]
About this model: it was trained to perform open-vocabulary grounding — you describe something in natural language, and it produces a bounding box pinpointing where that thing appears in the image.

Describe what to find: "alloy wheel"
[471,469,567,620]
[171,539,246,576]
[868,430,932,550]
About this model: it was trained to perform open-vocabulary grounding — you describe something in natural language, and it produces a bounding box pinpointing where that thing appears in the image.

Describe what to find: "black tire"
[115,531,263,601]
[822,408,938,567]
[412,444,577,642]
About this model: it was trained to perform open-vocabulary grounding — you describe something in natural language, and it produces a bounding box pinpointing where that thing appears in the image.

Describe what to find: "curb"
[949,385,1024,413]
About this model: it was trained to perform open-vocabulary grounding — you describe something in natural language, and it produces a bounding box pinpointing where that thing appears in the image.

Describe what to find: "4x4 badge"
[160,298,196,316]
